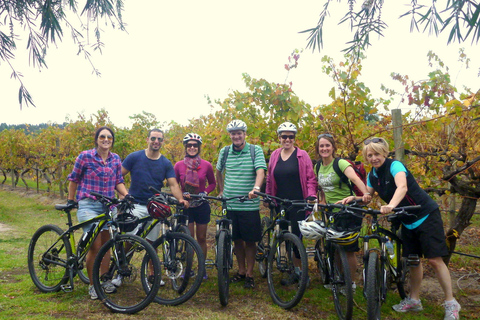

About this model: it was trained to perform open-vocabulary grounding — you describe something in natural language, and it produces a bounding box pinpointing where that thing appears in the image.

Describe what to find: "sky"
[1,1,478,128]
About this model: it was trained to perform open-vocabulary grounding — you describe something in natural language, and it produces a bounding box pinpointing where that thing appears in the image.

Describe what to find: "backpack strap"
[332,158,354,196]
[249,144,256,165]
[221,144,256,172]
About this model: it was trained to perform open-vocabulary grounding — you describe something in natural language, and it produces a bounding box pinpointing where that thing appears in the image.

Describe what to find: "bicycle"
[299,202,359,320]
[188,193,250,306]
[253,191,309,310]
[343,204,421,320]
[126,188,205,306]
[27,192,162,314]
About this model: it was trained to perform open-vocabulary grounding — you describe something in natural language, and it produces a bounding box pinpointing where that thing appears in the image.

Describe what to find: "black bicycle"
[189,193,249,306]
[28,193,162,314]
[128,188,205,306]
[254,191,309,310]
[343,204,421,320]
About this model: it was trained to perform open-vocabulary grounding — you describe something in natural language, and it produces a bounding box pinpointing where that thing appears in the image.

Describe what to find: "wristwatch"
[254,186,261,190]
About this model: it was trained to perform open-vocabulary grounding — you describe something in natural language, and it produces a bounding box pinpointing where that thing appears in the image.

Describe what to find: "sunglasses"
[317,133,333,139]
[99,135,113,141]
[150,136,164,142]
[186,143,199,148]
[280,135,295,140]
[364,138,385,145]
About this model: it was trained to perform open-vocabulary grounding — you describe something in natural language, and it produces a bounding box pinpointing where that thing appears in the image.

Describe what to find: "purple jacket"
[266,147,317,199]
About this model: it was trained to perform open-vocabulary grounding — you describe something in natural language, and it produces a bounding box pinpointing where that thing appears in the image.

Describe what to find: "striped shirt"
[216,143,266,211]
[68,148,124,201]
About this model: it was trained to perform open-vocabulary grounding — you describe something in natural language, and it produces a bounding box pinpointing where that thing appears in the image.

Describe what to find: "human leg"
[195,223,208,258]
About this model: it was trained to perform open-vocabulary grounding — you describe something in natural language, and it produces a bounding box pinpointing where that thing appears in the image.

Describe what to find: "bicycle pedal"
[60,284,73,293]
[204,259,215,269]
[407,254,420,266]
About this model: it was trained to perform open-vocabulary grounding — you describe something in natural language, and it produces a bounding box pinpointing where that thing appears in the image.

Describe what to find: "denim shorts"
[77,198,108,233]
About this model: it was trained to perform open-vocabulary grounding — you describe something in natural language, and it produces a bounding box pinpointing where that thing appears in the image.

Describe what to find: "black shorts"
[227,210,262,243]
[401,209,449,259]
[186,201,211,225]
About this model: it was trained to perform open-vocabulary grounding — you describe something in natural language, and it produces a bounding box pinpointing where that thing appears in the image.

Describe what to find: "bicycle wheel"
[267,232,308,309]
[217,230,231,306]
[77,261,90,284]
[92,234,161,314]
[330,243,353,320]
[175,224,191,236]
[28,224,71,292]
[315,237,329,285]
[152,232,205,306]
[258,216,272,278]
[366,251,382,320]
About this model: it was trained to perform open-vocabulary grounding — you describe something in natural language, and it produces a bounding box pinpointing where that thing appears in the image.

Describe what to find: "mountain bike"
[27,193,162,314]
[343,204,421,320]
[127,188,205,306]
[253,191,309,310]
[189,193,250,306]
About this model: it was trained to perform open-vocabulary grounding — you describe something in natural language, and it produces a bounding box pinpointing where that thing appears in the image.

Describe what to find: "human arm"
[215,169,224,197]
[68,181,77,202]
[343,166,372,203]
[248,168,265,199]
[167,177,189,208]
[204,162,216,194]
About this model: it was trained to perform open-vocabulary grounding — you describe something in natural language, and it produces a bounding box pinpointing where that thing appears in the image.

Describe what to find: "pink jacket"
[265,147,317,199]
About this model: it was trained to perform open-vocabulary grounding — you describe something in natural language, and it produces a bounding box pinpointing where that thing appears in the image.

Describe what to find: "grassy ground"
[0,186,479,319]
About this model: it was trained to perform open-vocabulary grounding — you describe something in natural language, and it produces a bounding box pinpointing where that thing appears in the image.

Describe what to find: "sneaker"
[230,272,246,283]
[244,276,255,289]
[88,285,98,300]
[392,297,423,312]
[111,275,122,287]
[444,299,461,320]
[102,280,117,294]
[339,282,356,296]
[147,275,165,286]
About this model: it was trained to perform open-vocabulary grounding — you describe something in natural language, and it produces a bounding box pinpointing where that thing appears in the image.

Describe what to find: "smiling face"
[96,129,113,151]
[147,131,164,152]
[317,138,334,160]
[185,141,200,157]
[279,131,295,150]
[229,130,246,148]
[365,148,386,168]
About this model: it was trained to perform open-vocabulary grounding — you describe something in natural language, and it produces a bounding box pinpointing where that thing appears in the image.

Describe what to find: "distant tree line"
[0,123,68,134]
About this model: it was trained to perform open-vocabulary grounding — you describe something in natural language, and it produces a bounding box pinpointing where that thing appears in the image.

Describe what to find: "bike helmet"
[298,220,327,240]
[147,196,172,220]
[277,122,298,134]
[116,213,139,232]
[226,120,247,132]
[325,228,360,245]
[182,133,203,145]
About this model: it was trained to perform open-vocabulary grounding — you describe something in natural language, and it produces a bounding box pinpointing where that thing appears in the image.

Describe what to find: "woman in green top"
[315,133,371,289]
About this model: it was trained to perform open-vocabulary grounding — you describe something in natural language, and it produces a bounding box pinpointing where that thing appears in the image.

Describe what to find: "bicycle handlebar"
[189,193,250,203]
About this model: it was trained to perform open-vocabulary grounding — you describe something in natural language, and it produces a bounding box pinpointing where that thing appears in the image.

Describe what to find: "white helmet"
[326,228,360,245]
[183,133,203,145]
[226,120,247,132]
[298,220,327,240]
[277,122,297,134]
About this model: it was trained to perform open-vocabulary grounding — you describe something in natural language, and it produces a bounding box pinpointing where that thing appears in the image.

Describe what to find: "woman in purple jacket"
[174,133,216,275]
[265,122,318,238]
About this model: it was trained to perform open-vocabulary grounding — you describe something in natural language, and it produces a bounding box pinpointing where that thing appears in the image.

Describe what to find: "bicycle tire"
[175,224,191,236]
[315,237,329,285]
[258,216,272,278]
[366,251,382,320]
[152,232,205,306]
[77,261,90,284]
[217,230,231,306]
[267,232,308,309]
[28,224,71,292]
[330,243,353,320]
[394,230,410,300]
[92,234,161,314]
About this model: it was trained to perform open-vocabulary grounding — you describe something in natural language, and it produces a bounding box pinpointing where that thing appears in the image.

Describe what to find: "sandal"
[230,272,246,283]
[244,276,255,289]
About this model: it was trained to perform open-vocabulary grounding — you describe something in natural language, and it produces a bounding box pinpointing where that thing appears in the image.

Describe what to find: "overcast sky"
[1,1,478,128]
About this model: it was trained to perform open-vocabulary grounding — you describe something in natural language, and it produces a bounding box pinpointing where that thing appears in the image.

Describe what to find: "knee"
[428,257,446,270]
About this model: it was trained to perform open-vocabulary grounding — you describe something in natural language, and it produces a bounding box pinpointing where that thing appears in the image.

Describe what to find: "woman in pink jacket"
[265,122,318,239]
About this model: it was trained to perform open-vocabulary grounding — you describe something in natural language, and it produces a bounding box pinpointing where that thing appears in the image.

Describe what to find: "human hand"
[362,193,372,203]
[183,192,191,199]
[180,199,190,209]
[380,205,394,214]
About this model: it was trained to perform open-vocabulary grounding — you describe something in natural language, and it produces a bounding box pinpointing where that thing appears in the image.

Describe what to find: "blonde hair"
[362,137,389,159]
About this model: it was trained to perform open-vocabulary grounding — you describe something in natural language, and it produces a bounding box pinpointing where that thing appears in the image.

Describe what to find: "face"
[318,138,334,159]
[147,131,164,151]
[229,130,246,147]
[365,148,386,168]
[97,129,113,150]
[279,131,295,150]
[185,141,199,156]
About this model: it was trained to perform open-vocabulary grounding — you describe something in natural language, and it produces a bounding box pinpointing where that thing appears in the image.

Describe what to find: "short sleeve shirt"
[317,159,351,204]
[216,143,267,211]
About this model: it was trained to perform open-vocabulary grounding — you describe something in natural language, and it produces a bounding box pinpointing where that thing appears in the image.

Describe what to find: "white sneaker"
[102,280,116,294]
[88,285,97,300]
[444,299,461,320]
[392,297,423,312]
[111,275,122,287]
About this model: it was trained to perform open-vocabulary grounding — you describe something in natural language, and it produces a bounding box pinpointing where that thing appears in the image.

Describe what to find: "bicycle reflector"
[147,197,172,220]
[116,213,139,232]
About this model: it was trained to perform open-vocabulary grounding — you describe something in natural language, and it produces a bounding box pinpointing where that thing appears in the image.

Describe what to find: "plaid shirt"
[68,148,124,201]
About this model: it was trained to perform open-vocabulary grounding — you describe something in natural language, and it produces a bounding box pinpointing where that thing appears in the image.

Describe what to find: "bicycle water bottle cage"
[407,254,420,267]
